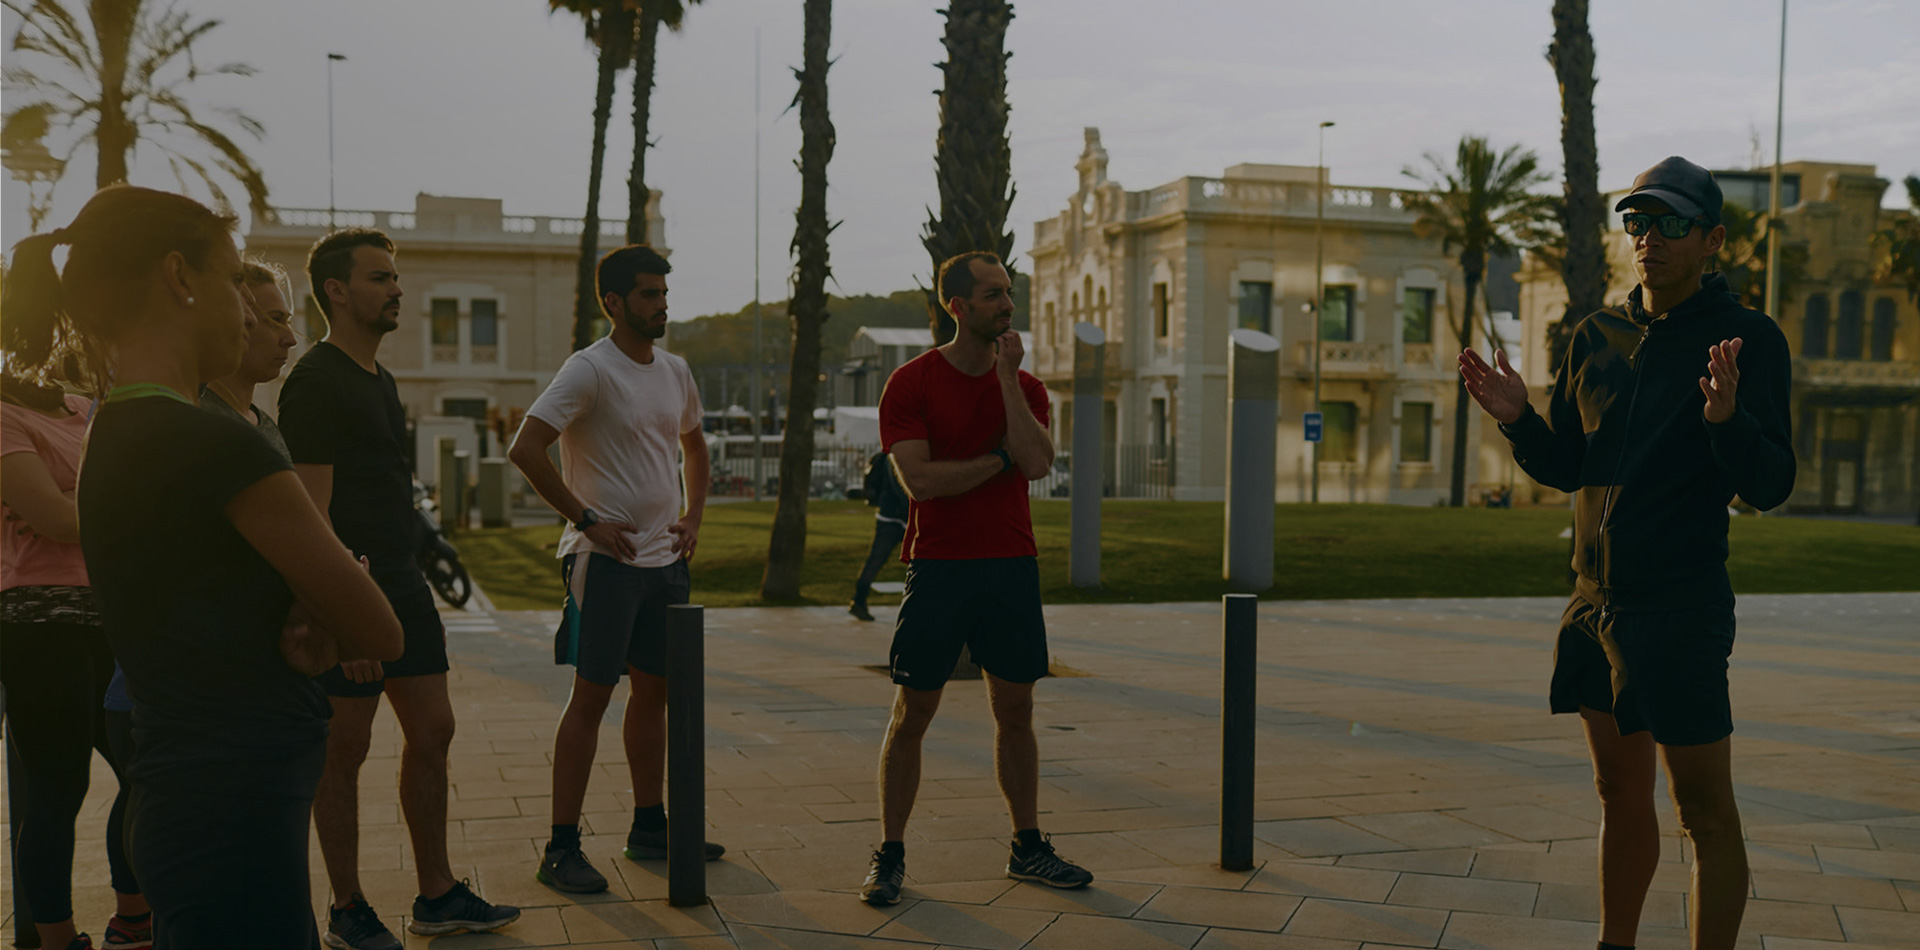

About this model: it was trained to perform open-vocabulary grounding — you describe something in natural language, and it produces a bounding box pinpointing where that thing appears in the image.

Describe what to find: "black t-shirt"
[77,396,330,768]
[278,341,418,574]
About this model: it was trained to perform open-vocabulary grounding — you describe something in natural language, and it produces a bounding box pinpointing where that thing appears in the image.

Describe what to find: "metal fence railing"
[707,441,1177,501]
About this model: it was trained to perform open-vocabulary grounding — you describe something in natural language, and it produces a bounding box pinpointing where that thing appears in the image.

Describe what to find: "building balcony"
[1291,341,1393,379]
[1127,178,1419,226]
[1793,357,1920,391]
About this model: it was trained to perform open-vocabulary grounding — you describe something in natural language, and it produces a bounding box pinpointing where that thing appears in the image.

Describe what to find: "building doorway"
[1820,412,1865,512]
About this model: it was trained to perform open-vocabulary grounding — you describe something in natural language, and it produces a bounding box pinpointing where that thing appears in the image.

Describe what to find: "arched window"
[1835,290,1864,360]
[1871,298,1897,362]
[1801,294,1829,357]
[1096,287,1107,330]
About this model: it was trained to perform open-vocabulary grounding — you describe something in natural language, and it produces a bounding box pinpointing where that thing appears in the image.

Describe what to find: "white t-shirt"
[526,337,704,568]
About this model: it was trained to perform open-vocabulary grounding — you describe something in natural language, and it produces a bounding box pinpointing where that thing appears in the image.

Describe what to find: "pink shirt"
[2,394,93,590]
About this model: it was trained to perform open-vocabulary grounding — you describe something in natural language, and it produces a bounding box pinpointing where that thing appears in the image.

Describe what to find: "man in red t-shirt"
[858,252,1093,905]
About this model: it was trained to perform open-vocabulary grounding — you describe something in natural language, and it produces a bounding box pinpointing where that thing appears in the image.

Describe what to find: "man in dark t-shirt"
[280,229,517,948]
[858,252,1092,906]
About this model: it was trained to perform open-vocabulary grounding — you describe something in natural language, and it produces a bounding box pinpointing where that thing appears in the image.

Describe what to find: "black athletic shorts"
[554,553,691,686]
[316,570,450,698]
[1549,594,1736,747]
[888,557,1048,691]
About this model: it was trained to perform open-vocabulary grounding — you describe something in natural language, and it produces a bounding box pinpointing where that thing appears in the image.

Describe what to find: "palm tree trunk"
[762,0,836,600]
[921,0,1018,345]
[574,4,633,352]
[627,7,662,246]
[1449,270,1482,507]
[90,1,138,188]
[1549,0,1606,369]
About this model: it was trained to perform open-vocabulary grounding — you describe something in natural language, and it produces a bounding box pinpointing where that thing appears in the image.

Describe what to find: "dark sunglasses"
[1621,212,1708,239]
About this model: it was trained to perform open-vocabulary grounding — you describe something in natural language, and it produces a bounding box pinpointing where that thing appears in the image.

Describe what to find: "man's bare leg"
[984,675,1038,832]
[315,694,381,906]
[551,676,617,826]
[877,685,943,841]
[384,673,458,900]
[1580,706,1661,946]
[1661,737,1747,950]
[624,669,668,809]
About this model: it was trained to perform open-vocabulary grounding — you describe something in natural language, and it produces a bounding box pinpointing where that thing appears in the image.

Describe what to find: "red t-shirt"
[879,348,1051,561]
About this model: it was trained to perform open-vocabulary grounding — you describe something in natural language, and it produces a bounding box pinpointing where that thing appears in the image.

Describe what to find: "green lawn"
[459,501,1919,611]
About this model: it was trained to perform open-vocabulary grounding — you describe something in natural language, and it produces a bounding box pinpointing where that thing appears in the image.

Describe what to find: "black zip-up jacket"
[1499,273,1795,611]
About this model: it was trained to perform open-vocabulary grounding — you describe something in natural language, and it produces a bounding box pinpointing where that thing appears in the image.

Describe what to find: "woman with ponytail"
[4,185,404,949]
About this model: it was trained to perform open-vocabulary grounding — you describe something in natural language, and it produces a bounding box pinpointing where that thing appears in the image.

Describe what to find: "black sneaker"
[537,846,610,894]
[849,601,875,622]
[406,879,521,936]
[860,848,906,905]
[624,825,726,861]
[1006,835,1093,889]
[324,894,401,950]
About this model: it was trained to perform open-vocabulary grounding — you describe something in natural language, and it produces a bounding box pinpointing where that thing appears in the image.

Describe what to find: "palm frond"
[5,0,98,75]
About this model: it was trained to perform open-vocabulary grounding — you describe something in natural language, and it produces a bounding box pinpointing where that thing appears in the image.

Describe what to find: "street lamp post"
[1311,121,1334,504]
[327,52,346,229]
[1764,0,1787,319]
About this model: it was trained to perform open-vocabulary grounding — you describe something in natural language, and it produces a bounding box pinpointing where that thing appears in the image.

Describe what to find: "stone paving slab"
[6,592,1918,947]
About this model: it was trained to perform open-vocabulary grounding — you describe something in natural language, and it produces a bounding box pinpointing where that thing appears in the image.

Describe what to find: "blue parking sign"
[1303,412,1323,443]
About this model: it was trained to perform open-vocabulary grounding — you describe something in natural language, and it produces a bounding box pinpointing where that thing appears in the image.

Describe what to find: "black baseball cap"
[1614,156,1724,225]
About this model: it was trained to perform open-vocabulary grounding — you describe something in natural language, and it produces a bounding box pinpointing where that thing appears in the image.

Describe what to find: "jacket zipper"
[1594,321,1654,613]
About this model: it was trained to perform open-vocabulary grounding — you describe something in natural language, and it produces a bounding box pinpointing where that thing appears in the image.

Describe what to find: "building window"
[1045,301,1058,344]
[1400,402,1433,463]
[1321,401,1358,463]
[442,398,487,421]
[1797,408,1816,458]
[1237,281,1271,334]
[1151,397,1168,450]
[1802,294,1829,357]
[1401,288,1435,344]
[431,298,460,347]
[1871,298,1896,362]
[1836,290,1864,360]
[1322,285,1356,342]
[470,299,498,346]
[1153,282,1170,338]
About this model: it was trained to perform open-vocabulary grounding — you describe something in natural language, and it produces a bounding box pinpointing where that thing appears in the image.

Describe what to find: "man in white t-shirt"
[507,244,719,893]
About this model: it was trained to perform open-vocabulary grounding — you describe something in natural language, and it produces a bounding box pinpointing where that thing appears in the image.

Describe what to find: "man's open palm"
[1458,349,1530,425]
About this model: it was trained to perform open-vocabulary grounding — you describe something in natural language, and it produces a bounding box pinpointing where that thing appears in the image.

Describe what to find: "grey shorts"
[554,553,691,685]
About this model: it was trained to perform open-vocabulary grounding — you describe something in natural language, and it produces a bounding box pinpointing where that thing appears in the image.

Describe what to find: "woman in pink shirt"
[1,364,149,950]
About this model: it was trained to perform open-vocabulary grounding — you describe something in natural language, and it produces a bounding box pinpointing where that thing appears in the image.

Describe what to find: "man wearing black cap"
[1459,156,1795,950]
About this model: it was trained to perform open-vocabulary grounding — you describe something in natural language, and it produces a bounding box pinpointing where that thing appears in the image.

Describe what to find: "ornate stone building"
[1028,128,1491,503]
[244,191,666,463]
[1514,161,1918,517]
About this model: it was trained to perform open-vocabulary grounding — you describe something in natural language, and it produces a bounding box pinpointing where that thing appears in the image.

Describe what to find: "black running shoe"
[1006,835,1093,888]
[324,894,401,950]
[406,880,521,936]
[849,602,875,622]
[860,848,906,905]
[537,846,610,894]
[624,825,726,861]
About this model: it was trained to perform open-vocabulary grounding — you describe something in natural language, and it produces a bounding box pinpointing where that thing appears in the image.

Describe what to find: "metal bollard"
[665,603,708,906]
[1070,322,1106,588]
[1220,593,1258,871]
[1224,329,1280,592]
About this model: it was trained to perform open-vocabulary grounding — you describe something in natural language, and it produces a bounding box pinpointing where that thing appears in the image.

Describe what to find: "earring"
[187,296,196,305]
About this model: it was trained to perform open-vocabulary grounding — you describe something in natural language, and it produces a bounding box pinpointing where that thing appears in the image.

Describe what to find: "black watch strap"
[993,448,1014,472]
[574,507,599,531]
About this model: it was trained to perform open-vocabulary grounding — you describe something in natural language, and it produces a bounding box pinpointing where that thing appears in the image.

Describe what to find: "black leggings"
[131,741,326,950]
[853,519,906,603]
[0,620,139,923]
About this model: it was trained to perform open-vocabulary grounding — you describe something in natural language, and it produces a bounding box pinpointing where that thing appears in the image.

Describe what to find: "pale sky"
[5,0,1916,318]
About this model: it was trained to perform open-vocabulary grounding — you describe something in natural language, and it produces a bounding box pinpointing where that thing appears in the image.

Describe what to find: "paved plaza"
[11,591,1920,948]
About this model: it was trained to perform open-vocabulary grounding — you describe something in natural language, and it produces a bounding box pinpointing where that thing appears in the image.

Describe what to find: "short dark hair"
[597,244,672,303]
[937,251,1003,314]
[306,228,394,319]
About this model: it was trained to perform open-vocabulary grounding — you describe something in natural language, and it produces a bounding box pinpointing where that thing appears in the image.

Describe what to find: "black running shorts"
[888,557,1049,691]
[1549,594,1737,747]
[554,553,691,686]
[317,570,450,698]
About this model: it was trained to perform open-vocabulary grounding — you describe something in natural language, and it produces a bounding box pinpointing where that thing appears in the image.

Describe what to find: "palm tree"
[2,0,268,216]
[921,0,1016,345]
[761,0,835,600]
[550,0,635,351]
[1402,136,1556,507]
[1714,200,1808,311]
[1875,174,1920,305]
[625,0,700,245]
[1547,0,1607,372]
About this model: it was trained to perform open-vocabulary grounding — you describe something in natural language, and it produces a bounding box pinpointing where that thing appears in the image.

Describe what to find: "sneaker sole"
[1007,869,1093,889]
[406,908,522,936]
[536,866,610,894]
[860,889,903,906]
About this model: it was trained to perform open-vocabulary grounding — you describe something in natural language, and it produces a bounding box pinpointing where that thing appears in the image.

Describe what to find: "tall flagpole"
[1764,0,1787,318]
[327,53,346,229]
[751,29,763,502]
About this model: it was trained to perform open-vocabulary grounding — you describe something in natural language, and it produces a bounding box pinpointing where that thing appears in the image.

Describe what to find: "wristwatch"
[993,448,1014,473]
[574,507,600,531]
